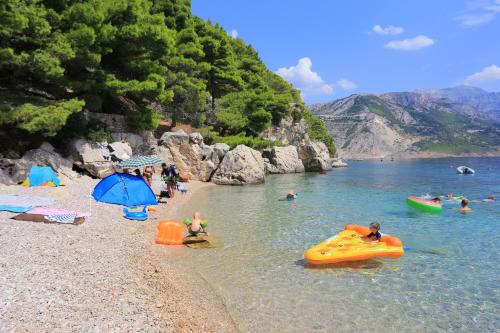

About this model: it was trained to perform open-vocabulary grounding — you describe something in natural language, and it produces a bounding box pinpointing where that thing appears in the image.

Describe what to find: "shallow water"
[175,158,500,333]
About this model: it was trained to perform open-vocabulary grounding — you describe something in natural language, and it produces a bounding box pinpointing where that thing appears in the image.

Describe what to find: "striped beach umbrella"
[117,155,163,169]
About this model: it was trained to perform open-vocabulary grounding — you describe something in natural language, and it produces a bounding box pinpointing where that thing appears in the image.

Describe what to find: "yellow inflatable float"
[304,224,404,265]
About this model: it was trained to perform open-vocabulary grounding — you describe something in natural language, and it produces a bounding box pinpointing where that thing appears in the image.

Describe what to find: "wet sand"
[0,175,237,332]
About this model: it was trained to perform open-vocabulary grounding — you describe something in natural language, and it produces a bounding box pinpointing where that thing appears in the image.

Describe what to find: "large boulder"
[112,131,158,155]
[159,130,190,146]
[262,146,304,174]
[189,132,204,145]
[70,139,115,178]
[212,145,265,185]
[0,142,77,184]
[108,142,132,161]
[159,131,228,181]
[0,158,30,185]
[111,132,144,152]
[297,141,332,172]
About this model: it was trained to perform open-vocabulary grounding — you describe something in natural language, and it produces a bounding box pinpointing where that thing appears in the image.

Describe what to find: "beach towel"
[0,205,32,213]
[0,194,55,207]
[12,213,85,225]
[27,207,90,218]
[46,213,79,224]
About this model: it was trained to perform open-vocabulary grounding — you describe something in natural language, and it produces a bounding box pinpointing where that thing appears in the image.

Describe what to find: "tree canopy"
[0,0,334,154]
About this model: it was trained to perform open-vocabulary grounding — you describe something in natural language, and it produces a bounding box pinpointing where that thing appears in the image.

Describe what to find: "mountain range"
[309,86,500,159]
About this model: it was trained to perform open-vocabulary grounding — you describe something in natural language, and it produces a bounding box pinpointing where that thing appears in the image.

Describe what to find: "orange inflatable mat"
[156,220,184,245]
[304,224,404,265]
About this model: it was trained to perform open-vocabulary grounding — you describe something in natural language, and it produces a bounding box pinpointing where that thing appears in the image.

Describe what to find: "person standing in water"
[460,199,472,213]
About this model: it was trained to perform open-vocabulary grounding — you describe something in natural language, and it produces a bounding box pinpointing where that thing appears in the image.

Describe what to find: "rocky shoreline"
[1,119,339,186]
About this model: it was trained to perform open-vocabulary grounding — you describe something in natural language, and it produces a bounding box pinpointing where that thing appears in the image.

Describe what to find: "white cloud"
[336,79,357,90]
[276,57,334,96]
[456,12,495,26]
[229,29,238,39]
[456,0,500,27]
[464,65,500,84]
[385,35,434,51]
[372,24,404,35]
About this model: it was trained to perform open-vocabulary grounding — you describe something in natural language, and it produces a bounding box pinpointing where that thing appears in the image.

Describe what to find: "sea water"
[175,158,500,333]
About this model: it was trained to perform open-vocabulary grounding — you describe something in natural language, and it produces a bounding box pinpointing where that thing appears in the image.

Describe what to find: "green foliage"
[87,128,113,143]
[1,98,84,137]
[198,126,281,150]
[130,106,161,131]
[0,0,176,136]
[248,110,272,134]
[0,0,336,156]
[302,110,336,156]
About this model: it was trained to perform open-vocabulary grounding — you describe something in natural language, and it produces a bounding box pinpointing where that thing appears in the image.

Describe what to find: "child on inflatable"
[185,212,209,236]
[363,222,382,242]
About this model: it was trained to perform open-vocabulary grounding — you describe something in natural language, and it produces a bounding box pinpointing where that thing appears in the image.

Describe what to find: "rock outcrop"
[262,146,304,174]
[212,145,265,185]
[70,139,130,178]
[332,159,348,168]
[0,142,76,185]
[297,141,332,172]
[260,116,308,146]
[159,130,229,181]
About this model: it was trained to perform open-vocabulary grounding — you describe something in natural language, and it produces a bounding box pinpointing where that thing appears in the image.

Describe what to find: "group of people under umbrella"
[117,155,180,197]
[92,155,180,218]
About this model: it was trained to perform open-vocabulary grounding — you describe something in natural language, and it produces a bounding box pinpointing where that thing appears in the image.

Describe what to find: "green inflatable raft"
[407,196,443,213]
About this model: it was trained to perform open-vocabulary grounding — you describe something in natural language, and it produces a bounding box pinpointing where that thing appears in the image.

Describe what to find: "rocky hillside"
[416,86,500,123]
[310,88,500,159]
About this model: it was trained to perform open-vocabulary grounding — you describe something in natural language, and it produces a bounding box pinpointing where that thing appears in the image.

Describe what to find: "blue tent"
[22,166,61,187]
[92,173,157,206]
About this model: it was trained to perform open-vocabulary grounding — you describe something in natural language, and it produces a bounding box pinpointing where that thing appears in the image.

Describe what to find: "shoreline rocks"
[0,142,77,185]
[262,146,304,174]
[212,145,265,185]
[0,127,335,185]
[297,141,332,172]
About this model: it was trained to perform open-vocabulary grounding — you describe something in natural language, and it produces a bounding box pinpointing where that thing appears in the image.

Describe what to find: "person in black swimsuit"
[364,222,382,241]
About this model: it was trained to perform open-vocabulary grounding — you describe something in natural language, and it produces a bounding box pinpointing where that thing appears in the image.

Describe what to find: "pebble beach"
[0,175,237,332]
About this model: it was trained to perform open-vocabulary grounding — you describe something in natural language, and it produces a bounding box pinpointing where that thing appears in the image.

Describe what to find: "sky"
[192,0,500,104]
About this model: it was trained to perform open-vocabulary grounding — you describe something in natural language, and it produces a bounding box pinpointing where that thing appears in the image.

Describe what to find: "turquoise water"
[175,158,500,333]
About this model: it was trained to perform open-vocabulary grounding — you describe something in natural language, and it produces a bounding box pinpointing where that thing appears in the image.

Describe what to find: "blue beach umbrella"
[92,173,157,206]
[117,155,163,169]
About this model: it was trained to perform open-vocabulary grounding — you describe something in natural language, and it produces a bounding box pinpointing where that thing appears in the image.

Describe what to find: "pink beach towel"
[27,207,91,218]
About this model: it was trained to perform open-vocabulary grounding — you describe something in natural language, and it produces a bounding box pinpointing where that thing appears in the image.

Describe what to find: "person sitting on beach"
[134,169,142,177]
[143,165,155,187]
[187,212,208,236]
[460,199,472,213]
[483,194,496,202]
[363,222,382,242]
